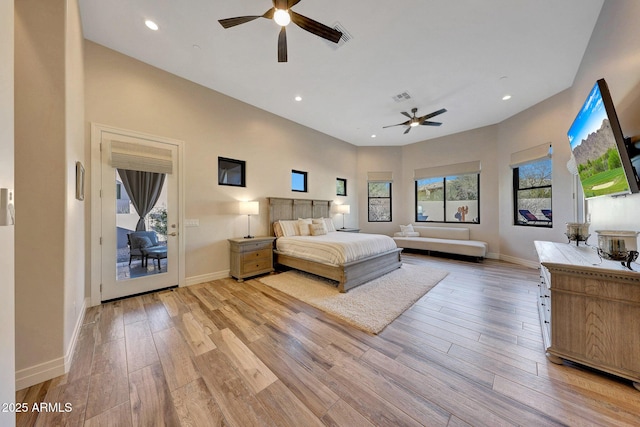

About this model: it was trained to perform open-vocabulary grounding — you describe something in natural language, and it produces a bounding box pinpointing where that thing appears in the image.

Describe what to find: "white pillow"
[297,218,312,236]
[279,220,300,237]
[310,222,328,236]
[399,224,414,236]
[323,217,336,232]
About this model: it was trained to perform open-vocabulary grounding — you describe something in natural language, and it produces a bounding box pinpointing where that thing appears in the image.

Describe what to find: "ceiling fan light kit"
[383,107,447,134]
[218,0,342,62]
[273,9,291,26]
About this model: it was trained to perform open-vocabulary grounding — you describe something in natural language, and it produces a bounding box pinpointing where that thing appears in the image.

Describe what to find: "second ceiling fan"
[384,108,447,134]
[218,0,342,62]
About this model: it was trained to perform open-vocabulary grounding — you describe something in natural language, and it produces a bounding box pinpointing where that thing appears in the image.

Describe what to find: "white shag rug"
[257,264,448,334]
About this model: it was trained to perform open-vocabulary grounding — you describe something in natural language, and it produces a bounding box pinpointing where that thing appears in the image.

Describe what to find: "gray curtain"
[118,169,166,231]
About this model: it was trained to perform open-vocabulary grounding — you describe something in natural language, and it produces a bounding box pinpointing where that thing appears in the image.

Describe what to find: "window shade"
[110,140,173,174]
[367,171,393,182]
[414,160,481,180]
[509,143,552,168]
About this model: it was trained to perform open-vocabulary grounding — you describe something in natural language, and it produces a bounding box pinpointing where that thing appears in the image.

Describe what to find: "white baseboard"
[184,270,229,287]
[16,298,88,391]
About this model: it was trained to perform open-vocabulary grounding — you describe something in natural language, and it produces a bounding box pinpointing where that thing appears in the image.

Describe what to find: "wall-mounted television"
[567,79,640,199]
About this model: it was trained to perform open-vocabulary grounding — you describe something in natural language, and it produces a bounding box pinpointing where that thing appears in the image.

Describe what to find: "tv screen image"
[567,80,633,198]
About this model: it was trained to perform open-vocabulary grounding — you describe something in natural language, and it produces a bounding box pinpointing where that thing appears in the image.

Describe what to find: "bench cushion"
[393,236,487,257]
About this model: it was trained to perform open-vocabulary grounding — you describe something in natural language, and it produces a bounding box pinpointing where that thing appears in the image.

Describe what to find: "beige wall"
[572,0,640,234]
[15,0,86,388]
[0,0,15,422]
[402,125,501,257]
[84,42,358,282]
[356,146,404,236]
[498,0,640,261]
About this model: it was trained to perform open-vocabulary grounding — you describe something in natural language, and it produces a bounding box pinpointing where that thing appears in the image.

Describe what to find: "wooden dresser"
[534,240,640,390]
[228,237,275,282]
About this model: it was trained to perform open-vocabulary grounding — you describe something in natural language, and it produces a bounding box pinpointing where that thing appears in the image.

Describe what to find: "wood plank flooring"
[16,253,640,426]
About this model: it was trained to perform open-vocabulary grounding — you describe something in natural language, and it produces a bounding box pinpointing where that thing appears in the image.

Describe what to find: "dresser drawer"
[234,240,273,253]
[241,258,273,275]
[240,248,272,262]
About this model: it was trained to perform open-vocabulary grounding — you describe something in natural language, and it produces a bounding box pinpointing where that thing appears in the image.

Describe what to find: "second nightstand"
[228,236,275,282]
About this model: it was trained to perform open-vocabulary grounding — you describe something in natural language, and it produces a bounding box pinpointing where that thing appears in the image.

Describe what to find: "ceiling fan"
[218,0,342,63]
[383,108,447,134]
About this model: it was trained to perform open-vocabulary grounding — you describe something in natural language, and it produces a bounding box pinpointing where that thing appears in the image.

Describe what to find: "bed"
[268,197,402,292]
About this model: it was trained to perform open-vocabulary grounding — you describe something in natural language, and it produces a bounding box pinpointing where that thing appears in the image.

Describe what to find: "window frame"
[218,157,246,187]
[291,169,308,193]
[336,177,347,196]
[512,158,553,228]
[414,173,480,224]
[367,181,392,222]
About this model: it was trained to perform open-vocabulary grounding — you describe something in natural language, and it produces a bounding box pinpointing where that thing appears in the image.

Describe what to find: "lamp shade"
[239,201,259,216]
[336,204,350,214]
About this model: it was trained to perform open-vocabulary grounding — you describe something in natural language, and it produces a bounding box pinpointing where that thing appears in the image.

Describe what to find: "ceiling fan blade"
[278,27,288,62]
[218,9,274,28]
[420,121,442,126]
[383,120,410,128]
[290,11,342,43]
[404,127,412,134]
[288,0,303,7]
[419,108,447,121]
[218,16,262,28]
[275,0,287,9]
[400,111,412,119]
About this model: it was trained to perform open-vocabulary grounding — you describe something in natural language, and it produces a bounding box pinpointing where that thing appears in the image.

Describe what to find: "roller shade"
[110,140,173,174]
[367,171,393,182]
[414,160,481,180]
[510,143,552,168]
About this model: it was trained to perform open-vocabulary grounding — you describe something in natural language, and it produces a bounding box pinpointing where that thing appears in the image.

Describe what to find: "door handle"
[169,232,178,237]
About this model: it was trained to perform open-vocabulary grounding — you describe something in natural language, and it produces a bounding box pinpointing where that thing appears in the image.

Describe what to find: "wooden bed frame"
[268,197,402,292]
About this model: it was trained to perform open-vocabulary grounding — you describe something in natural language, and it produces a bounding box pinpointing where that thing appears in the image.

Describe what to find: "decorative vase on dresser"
[535,240,640,391]
[228,237,275,282]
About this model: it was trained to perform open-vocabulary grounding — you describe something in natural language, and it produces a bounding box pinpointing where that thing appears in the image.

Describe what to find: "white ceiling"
[79,0,604,147]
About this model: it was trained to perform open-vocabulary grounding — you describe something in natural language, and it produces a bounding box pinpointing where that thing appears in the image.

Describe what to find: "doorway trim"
[90,123,185,306]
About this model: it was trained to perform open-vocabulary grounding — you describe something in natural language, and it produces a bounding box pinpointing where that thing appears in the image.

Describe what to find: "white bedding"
[275,231,398,266]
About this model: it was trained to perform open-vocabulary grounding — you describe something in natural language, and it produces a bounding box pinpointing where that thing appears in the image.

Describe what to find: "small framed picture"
[75,161,85,201]
[336,177,347,196]
[218,157,246,187]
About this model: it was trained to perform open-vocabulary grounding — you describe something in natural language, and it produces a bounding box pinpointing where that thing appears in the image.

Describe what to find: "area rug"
[257,264,448,334]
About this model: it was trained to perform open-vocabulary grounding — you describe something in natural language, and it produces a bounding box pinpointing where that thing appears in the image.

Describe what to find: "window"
[336,177,347,196]
[415,174,479,223]
[513,158,552,227]
[218,157,246,187]
[291,170,308,192]
[368,181,392,222]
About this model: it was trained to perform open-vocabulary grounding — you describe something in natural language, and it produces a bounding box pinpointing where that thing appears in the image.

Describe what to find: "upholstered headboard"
[268,197,332,236]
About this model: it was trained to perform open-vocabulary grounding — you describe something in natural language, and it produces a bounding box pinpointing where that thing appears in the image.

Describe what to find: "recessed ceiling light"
[502,94,512,101]
[371,134,377,138]
[145,20,159,31]
[294,96,302,102]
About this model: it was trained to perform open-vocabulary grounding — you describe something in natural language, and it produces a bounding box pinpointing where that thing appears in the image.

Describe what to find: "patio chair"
[127,231,165,266]
[519,209,551,224]
[541,209,552,221]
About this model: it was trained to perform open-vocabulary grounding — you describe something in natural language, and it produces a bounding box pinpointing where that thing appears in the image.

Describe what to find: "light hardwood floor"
[16,253,640,426]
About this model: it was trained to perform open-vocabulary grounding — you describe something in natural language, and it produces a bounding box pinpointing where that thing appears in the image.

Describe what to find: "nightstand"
[336,228,360,233]
[228,237,275,282]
